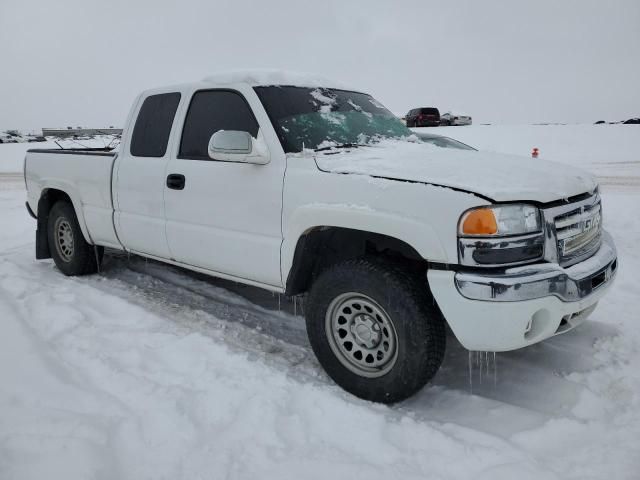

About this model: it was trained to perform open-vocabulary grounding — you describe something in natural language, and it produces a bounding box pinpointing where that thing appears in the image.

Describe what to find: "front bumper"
[456,230,617,302]
[428,231,617,351]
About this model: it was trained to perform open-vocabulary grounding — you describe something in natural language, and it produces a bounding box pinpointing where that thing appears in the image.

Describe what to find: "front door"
[163,89,285,288]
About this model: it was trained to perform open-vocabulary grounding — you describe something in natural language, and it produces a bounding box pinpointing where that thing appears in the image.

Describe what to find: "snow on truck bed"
[0,136,119,173]
[1,125,640,479]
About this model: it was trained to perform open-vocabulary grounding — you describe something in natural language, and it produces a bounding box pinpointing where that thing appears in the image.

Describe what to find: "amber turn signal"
[461,208,498,235]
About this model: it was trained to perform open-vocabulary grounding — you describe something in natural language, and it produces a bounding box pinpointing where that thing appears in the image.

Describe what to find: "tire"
[47,200,103,276]
[305,257,446,403]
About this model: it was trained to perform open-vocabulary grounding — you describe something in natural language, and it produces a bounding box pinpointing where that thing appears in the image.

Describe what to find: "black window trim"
[177,88,260,162]
[130,91,182,158]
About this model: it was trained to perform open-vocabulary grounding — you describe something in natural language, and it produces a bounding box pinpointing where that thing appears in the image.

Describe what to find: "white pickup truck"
[24,71,617,403]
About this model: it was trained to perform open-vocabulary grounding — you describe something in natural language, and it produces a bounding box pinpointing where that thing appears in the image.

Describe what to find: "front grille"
[554,200,602,265]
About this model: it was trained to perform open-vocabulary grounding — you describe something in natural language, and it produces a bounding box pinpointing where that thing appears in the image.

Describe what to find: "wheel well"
[285,227,426,296]
[35,189,74,259]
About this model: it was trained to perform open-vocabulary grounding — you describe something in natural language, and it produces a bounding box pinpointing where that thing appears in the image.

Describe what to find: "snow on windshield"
[254,86,413,152]
[309,88,345,126]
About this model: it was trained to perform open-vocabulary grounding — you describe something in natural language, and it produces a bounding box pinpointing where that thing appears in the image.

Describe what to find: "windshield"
[254,86,413,153]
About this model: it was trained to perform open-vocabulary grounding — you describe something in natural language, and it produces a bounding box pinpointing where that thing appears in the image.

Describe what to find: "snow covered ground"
[1,125,639,479]
[419,124,640,189]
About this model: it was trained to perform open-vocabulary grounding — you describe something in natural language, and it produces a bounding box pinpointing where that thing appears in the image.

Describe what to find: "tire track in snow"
[12,245,618,426]
[3,247,552,480]
[80,253,614,434]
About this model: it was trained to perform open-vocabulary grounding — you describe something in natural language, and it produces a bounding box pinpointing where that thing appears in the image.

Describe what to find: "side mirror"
[207,130,269,164]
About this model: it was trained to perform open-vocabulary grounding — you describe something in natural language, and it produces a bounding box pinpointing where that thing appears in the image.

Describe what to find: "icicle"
[468,351,473,393]
[93,246,101,273]
[293,296,297,316]
[484,351,488,379]
[468,351,498,392]
[493,352,497,386]
[278,293,281,311]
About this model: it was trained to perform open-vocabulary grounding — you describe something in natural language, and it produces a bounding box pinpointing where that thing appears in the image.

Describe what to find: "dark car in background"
[405,107,440,127]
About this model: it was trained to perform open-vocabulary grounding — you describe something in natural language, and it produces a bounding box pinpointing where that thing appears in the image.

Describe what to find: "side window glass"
[179,90,259,160]
[130,93,181,157]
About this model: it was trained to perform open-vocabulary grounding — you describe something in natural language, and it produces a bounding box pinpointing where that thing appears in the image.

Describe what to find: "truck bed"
[25,148,122,249]
[26,147,116,156]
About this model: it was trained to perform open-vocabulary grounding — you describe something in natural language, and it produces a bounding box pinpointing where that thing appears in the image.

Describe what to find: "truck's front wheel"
[306,258,446,403]
[47,200,103,276]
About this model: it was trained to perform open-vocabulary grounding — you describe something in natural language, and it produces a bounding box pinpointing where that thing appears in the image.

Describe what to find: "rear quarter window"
[130,93,181,157]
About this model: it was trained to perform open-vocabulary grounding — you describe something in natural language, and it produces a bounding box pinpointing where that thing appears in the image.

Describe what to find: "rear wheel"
[305,258,446,403]
[47,200,103,276]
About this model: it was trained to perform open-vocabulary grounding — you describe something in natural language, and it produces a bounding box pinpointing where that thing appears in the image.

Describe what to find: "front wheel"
[47,200,103,276]
[305,258,446,403]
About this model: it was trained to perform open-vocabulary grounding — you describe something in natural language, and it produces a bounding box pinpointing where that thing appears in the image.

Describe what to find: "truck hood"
[314,140,597,203]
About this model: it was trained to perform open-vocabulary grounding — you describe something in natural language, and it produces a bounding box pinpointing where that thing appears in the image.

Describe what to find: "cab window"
[179,90,259,160]
[130,93,181,157]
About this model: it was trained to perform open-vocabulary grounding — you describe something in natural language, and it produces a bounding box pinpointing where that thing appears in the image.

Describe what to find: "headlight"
[458,205,544,266]
[459,204,541,236]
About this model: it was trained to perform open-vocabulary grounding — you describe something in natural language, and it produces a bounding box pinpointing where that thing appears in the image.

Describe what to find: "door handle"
[166,174,185,190]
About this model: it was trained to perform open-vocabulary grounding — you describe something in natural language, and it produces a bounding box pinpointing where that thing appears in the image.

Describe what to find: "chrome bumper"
[455,230,617,302]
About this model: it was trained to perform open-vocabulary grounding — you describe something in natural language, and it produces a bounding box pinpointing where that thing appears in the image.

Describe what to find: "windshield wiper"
[314,143,366,152]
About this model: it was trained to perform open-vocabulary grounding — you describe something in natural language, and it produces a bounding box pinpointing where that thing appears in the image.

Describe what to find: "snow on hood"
[203,69,349,89]
[314,140,598,203]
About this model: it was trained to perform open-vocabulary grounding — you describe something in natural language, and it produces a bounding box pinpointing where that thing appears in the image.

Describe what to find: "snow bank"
[0,142,41,173]
[415,124,640,183]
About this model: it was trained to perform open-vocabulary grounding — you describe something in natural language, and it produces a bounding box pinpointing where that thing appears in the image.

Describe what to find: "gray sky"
[1,0,639,130]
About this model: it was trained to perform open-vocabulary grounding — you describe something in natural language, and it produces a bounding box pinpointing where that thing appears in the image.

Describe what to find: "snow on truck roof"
[202,69,350,89]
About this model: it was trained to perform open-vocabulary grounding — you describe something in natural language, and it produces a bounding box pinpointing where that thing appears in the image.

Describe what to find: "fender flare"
[36,182,94,245]
[281,204,448,283]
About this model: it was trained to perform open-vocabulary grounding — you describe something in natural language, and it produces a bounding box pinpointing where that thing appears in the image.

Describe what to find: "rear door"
[113,91,181,258]
[163,87,285,288]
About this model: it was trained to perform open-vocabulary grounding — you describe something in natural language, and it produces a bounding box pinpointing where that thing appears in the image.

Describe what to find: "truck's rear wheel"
[47,200,103,276]
[305,258,446,403]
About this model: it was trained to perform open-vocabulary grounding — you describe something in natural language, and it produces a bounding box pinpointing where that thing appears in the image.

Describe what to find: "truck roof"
[201,69,348,89]
[139,70,361,100]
